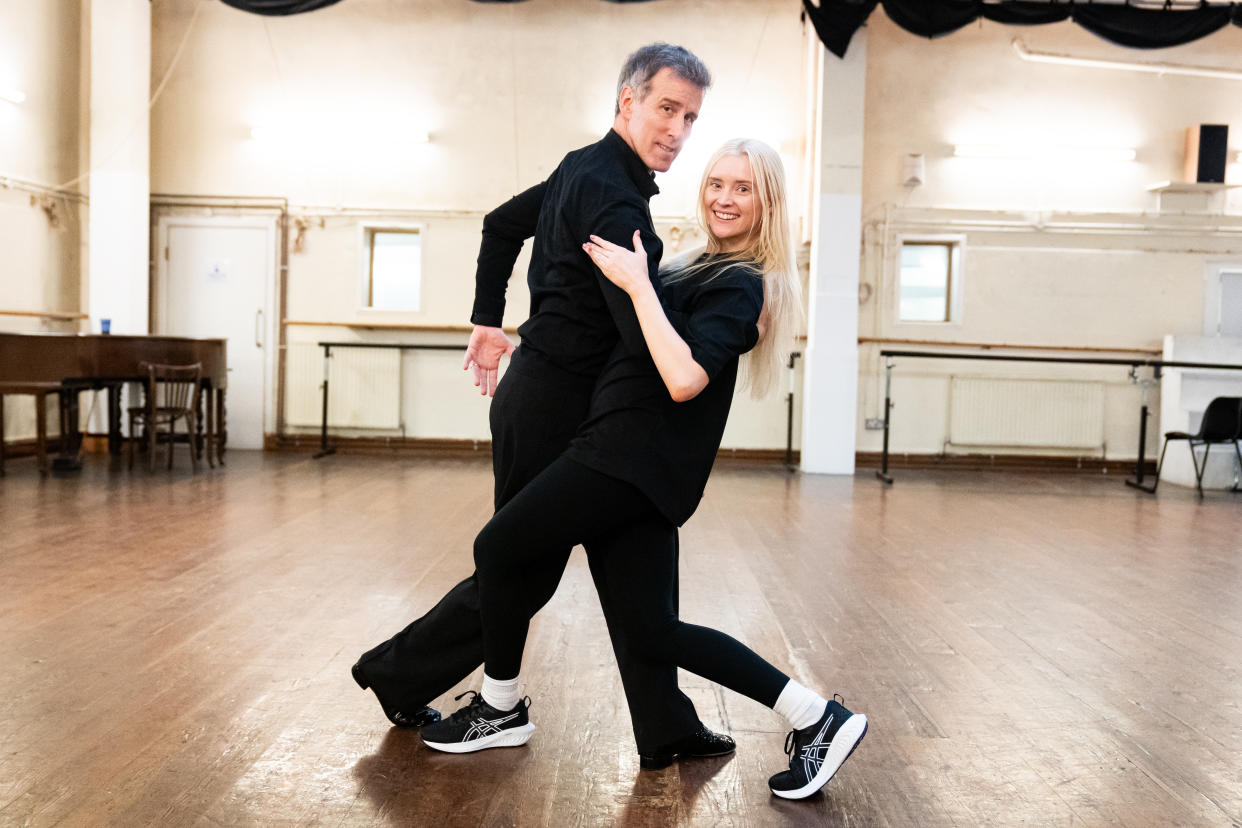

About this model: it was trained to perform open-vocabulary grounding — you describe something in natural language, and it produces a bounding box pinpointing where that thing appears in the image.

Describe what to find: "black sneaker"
[420,691,535,754]
[768,695,867,800]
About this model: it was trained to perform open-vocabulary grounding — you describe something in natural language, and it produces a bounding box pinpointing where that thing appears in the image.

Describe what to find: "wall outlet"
[865,418,886,430]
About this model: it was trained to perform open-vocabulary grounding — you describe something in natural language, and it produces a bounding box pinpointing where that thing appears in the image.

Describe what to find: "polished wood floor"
[1,452,1241,827]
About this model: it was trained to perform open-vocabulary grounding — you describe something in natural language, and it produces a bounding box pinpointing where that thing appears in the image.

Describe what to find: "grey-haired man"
[353,43,731,769]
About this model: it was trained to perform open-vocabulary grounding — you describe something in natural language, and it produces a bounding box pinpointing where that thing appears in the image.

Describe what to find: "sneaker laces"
[783,728,798,762]
[445,690,489,721]
[784,694,847,762]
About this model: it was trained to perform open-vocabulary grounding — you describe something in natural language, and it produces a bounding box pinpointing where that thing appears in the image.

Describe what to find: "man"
[352,43,731,769]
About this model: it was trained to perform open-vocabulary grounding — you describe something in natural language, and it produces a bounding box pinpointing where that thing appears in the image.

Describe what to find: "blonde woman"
[421,140,868,800]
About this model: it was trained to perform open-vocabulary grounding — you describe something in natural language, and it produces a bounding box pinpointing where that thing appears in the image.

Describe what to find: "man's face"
[616,67,704,173]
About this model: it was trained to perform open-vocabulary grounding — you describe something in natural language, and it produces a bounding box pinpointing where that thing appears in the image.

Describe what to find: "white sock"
[773,680,828,731]
[481,673,521,712]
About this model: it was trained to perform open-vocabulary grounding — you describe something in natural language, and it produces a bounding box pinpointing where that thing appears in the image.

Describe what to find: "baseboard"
[267,434,492,458]
[854,451,1156,475]
[0,433,1153,476]
[265,436,1155,473]
[267,434,797,464]
[0,436,68,459]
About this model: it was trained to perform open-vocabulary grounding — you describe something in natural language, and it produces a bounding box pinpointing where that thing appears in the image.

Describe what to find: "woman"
[420,139,868,800]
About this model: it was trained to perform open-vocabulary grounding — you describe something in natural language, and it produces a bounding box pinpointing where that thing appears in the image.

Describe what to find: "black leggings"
[474,455,789,709]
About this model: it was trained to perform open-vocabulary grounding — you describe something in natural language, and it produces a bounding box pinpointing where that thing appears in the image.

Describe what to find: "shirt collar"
[605,128,660,199]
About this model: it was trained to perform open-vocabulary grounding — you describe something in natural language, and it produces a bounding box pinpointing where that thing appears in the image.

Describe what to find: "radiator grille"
[285,344,401,429]
[948,377,1103,449]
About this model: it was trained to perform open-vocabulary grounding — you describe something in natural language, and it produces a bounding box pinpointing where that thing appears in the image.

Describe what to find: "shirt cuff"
[471,300,505,328]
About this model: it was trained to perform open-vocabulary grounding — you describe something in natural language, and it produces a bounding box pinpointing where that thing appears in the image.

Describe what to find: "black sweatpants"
[353,349,701,753]
[475,454,790,710]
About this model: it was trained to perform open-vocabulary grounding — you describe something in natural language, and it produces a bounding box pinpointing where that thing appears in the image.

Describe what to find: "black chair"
[1152,396,1242,496]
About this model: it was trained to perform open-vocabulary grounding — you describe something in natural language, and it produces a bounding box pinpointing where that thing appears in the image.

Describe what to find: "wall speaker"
[1183,124,1229,184]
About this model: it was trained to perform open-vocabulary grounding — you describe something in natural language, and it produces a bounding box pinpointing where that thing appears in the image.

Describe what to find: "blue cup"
[101,318,111,335]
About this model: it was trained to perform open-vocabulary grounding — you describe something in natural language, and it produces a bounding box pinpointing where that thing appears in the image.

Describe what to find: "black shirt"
[471,129,665,380]
[566,258,764,526]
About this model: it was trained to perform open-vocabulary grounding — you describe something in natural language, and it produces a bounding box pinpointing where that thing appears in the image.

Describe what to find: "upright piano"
[0,332,227,469]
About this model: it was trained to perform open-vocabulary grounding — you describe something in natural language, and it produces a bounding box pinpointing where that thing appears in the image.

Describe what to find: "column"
[800,29,866,475]
[87,0,150,336]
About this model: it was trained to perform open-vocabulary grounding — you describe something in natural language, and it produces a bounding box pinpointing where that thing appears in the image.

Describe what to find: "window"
[1218,270,1242,337]
[365,228,422,312]
[898,240,957,323]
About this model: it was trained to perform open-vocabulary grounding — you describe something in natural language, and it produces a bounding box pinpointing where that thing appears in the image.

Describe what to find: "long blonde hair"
[663,138,802,397]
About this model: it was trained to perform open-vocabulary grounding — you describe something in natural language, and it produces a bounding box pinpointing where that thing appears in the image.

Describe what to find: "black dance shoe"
[351,660,442,728]
[638,724,736,770]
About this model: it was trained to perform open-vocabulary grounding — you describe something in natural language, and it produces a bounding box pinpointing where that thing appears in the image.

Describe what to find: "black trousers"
[354,349,701,753]
[476,456,790,709]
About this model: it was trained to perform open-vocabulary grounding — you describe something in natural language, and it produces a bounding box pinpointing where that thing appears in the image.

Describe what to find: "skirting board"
[10,434,1154,475]
[855,451,1155,475]
[265,433,798,464]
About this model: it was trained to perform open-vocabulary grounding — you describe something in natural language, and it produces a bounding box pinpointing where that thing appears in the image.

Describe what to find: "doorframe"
[154,214,280,441]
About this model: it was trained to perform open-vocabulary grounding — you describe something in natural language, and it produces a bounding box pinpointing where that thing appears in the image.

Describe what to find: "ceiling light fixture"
[1013,39,1242,82]
[0,89,27,105]
[250,125,429,144]
[954,144,1136,162]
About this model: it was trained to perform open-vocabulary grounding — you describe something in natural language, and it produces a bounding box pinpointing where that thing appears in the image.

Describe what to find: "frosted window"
[369,230,421,311]
[899,242,953,323]
[1220,271,1242,337]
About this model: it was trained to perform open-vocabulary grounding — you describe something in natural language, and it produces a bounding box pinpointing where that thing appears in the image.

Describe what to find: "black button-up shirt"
[567,259,764,526]
[471,129,664,379]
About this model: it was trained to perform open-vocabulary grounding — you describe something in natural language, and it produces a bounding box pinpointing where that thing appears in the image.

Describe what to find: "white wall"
[15,1,1242,464]
[149,0,811,449]
[0,0,84,443]
[854,13,1242,463]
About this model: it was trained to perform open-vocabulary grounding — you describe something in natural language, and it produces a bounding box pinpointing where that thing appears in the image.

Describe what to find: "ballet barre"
[312,341,465,458]
[874,349,1242,486]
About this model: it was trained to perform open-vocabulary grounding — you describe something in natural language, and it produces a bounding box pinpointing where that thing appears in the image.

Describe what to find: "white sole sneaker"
[770,713,868,800]
[422,723,536,754]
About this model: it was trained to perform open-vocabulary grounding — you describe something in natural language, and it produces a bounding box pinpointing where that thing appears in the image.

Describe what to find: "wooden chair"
[128,362,203,473]
[1151,396,1242,497]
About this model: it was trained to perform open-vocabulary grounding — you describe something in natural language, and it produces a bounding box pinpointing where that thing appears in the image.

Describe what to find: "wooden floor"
[2,452,1241,827]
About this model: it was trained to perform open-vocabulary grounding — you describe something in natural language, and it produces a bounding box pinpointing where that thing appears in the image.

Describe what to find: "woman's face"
[703,153,756,253]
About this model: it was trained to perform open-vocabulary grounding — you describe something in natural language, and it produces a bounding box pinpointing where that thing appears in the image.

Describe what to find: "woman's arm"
[584,231,709,402]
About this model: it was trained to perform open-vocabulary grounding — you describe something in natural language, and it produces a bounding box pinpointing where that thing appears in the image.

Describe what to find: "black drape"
[804,0,1242,58]
[218,0,345,15]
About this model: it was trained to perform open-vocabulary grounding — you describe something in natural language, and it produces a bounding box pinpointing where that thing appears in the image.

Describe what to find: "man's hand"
[463,325,516,397]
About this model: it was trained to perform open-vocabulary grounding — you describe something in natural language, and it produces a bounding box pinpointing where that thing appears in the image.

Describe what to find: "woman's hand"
[583,231,651,298]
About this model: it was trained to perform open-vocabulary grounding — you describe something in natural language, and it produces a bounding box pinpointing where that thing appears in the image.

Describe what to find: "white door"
[157,217,276,450]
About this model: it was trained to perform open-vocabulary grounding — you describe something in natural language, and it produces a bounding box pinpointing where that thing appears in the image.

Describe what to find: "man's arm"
[466,179,548,396]
[585,231,706,401]
[576,194,662,357]
[471,179,548,327]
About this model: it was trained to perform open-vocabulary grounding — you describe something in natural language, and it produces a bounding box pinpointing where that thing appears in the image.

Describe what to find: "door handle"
[255,308,263,348]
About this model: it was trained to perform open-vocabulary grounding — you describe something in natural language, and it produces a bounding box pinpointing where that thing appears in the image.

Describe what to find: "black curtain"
[804,0,1242,58]
[218,0,345,15]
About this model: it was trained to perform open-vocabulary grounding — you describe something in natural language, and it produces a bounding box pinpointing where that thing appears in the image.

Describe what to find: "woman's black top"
[565,257,764,526]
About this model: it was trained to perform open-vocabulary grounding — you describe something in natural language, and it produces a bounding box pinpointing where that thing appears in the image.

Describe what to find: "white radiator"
[285,344,401,429]
[948,377,1104,449]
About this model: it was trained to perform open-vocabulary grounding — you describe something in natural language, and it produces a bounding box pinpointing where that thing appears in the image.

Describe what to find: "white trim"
[356,220,427,320]
[893,234,966,328]
[154,214,279,437]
